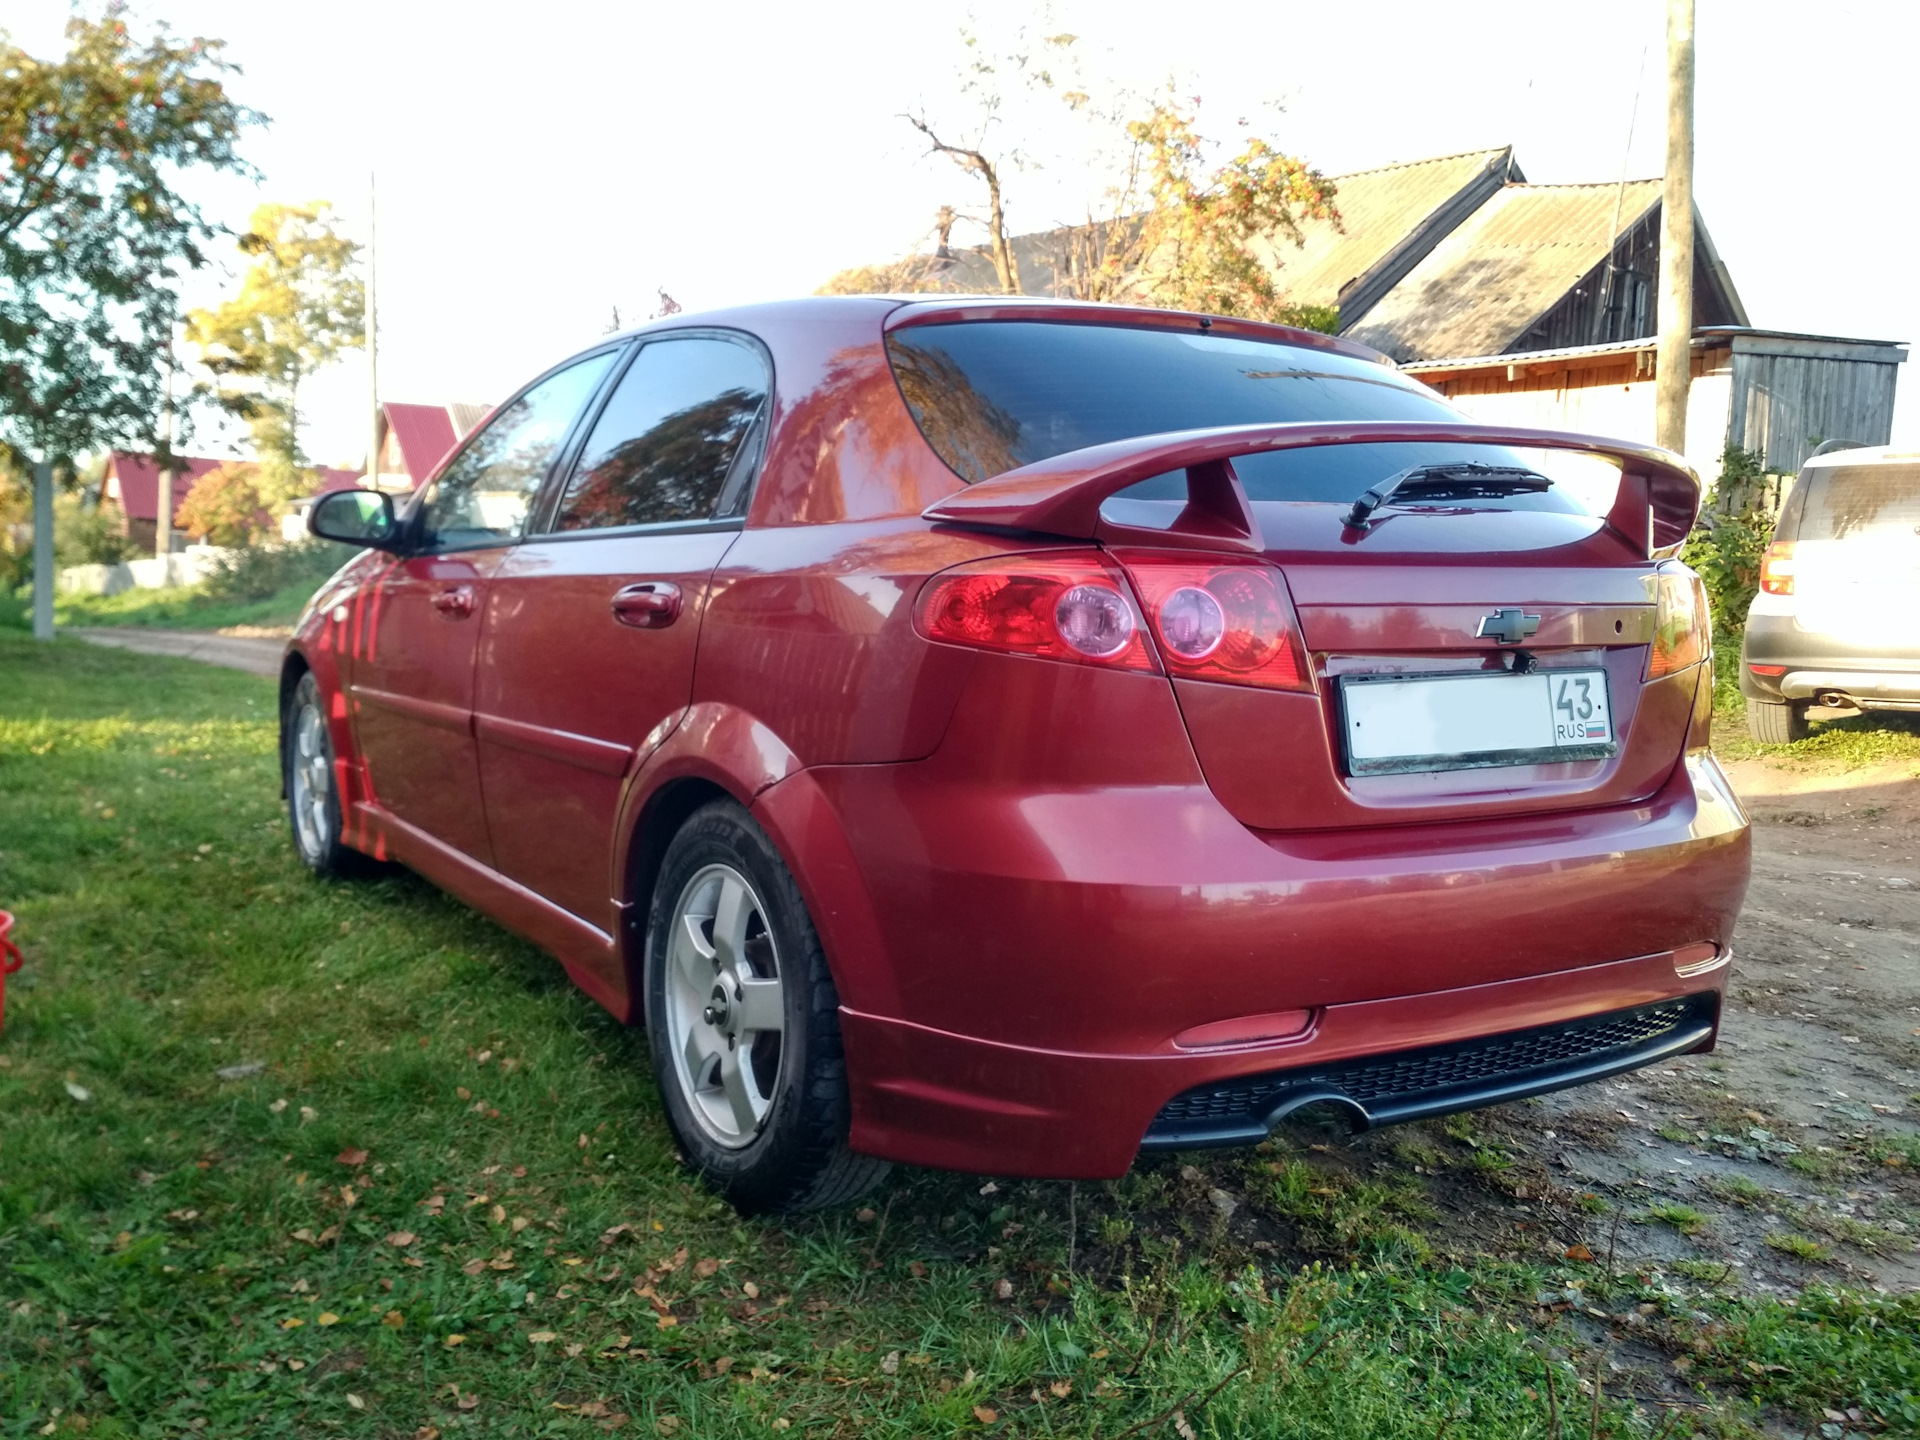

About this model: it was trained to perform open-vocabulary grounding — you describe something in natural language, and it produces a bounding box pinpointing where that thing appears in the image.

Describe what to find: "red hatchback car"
[288,297,1750,1213]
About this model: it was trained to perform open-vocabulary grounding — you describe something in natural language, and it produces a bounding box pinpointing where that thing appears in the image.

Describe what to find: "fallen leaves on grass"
[529,1330,557,1344]
[1564,1244,1595,1262]
[693,1257,720,1279]
[317,1312,339,1326]
[386,1230,416,1247]
[336,1147,368,1166]
[63,1082,92,1102]
[972,1406,997,1424]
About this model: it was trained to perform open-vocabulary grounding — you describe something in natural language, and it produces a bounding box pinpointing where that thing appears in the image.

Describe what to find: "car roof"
[599,294,1396,369]
[1803,443,1920,469]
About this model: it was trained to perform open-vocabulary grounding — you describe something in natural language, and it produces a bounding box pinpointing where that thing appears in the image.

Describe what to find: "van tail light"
[1647,564,1710,679]
[1116,552,1312,692]
[1759,540,1796,596]
[914,552,1158,672]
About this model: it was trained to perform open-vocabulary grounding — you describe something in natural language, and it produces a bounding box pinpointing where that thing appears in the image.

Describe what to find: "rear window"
[886,320,1586,509]
[1788,462,1920,542]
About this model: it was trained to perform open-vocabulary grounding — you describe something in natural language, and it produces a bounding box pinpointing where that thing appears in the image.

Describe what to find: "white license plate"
[1341,668,1616,775]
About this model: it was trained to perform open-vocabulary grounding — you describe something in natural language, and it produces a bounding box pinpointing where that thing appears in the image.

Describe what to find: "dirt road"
[1477,748,1920,1296]
[66,627,286,678]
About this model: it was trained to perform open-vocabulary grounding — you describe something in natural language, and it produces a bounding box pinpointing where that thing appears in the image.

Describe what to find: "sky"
[13,0,1919,466]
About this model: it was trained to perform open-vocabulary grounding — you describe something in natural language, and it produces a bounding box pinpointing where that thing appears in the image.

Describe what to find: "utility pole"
[31,462,53,642]
[157,337,175,568]
[366,172,380,491]
[1654,0,1695,454]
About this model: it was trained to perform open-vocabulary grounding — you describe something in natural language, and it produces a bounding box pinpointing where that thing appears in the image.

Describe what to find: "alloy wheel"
[664,863,786,1148]
[290,698,333,862]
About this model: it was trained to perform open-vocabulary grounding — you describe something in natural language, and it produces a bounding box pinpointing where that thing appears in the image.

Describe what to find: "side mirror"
[309,489,399,549]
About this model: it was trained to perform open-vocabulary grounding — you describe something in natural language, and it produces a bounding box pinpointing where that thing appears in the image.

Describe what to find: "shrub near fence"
[1682,445,1785,637]
[202,538,361,602]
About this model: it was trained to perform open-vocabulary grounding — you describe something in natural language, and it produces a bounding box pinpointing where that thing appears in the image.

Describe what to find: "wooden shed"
[1403,327,1909,483]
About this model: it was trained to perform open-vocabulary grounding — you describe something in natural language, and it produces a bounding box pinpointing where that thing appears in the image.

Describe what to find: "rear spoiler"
[921,421,1700,560]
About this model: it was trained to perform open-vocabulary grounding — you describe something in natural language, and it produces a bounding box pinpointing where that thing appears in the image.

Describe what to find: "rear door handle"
[430,584,476,619]
[611,581,683,629]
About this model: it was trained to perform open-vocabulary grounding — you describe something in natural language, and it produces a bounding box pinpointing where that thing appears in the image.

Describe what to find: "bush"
[176,461,275,547]
[1681,444,1778,635]
[201,538,360,602]
[54,493,140,567]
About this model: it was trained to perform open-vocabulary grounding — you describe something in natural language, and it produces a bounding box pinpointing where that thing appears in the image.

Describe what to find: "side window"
[551,335,769,532]
[416,352,617,550]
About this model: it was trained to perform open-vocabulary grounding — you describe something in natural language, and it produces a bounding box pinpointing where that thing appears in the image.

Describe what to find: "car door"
[351,351,619,863]
[474,332,771,931]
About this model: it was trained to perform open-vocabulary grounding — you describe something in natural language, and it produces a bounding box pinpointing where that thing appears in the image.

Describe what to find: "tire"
[282,671,377,879]
[1746,698,1810,744]
[643,800,888,1215]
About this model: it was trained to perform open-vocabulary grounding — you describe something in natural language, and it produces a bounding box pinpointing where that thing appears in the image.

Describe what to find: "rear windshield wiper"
[1344,462,1552,530]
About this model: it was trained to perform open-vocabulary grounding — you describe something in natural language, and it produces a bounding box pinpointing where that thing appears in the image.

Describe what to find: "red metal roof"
[104,453,225,522]
[382,403,461,487]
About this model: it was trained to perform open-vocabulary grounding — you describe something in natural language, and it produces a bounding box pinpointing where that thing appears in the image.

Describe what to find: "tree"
[1045,91,1340,326]
[895,20,1080,295]
[174,459,273,547]
[0,5,256,632]
[835,31,1342,330]
[187,200,363,511]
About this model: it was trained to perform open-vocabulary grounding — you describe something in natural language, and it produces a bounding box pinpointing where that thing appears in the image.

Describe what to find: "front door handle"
[611,581,683,629]
[430,584,476,619]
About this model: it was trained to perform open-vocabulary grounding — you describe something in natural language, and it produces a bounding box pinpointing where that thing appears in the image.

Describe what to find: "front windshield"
[886,320,1594,514]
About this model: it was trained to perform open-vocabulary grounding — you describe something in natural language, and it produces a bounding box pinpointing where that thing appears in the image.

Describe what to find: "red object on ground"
[280,296,1749,1187]
[0,911,22,1035]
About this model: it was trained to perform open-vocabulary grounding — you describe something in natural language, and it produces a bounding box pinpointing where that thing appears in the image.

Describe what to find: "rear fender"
[609,704,896,1015]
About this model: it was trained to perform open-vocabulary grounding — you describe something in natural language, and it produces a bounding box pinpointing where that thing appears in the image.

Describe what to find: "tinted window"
[1791,463,1920,542]
[887,321,1486,502]
[552,336,769,531]
[418,353,616,550]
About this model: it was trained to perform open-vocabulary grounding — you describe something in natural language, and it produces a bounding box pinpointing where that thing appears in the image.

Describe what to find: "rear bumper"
[1741,612,1920,706]
[810,751,1749,1179]
[839,950,1729,1178]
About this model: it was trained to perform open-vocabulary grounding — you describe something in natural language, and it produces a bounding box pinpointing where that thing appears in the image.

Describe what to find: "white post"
[367,171,380,491]
[32,461,54,642]
[1655,0,1696,455]
[158,341,174,566]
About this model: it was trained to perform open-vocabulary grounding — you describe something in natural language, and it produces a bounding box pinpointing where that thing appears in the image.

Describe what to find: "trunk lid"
[1139,500,1690,832]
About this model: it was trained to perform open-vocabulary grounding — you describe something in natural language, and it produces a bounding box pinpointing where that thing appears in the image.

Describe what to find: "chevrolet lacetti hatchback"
[288,297,1751,1213]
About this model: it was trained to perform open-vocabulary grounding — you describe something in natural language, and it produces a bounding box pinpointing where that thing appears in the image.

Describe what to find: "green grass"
[44,579,317,632]
[1708,633,1920,767]
[2,632,1915,1437]
[1643,1203,1709,1237]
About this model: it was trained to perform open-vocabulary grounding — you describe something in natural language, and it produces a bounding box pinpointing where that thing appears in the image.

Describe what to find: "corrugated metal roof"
[823,147,1518,310]
[103,453,225,522]
[380,403,461,486]
[1343,179,1665,363]
[1262,148,1515,310]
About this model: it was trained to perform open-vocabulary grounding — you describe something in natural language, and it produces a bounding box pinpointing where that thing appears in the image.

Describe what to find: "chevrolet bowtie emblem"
[1476,608,1541,645]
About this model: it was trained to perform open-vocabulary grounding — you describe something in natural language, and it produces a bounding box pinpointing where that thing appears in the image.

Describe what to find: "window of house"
[416,352,617,550]
[550,335,770,532]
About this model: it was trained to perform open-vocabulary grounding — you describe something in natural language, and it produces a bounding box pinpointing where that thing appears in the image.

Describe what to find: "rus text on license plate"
[1340,668,1616,776]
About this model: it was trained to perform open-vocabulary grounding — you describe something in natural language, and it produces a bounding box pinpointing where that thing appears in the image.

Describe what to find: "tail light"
[1759,540,1796,596]
[1116,552,1312,692]
[1647,564,1709,679]
[914,552,1158,672]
